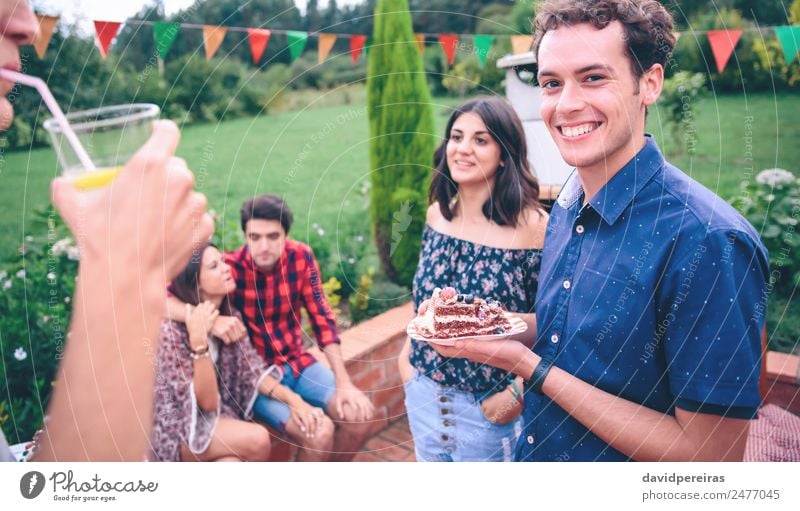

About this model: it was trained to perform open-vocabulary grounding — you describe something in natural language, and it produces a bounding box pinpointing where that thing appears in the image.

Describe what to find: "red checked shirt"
[224,240,340,377]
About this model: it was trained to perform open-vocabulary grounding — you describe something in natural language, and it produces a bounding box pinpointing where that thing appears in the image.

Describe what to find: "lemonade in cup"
[43,103,160,190]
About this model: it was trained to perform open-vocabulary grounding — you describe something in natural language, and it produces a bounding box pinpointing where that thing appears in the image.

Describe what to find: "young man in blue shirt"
[430,0,768,461]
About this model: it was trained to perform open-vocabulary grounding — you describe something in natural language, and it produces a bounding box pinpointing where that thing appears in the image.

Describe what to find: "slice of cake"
[414,287,512,339]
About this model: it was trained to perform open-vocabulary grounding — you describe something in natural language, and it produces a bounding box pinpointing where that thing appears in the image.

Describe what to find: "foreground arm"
[433,340,749,461]
[34,121,213,461]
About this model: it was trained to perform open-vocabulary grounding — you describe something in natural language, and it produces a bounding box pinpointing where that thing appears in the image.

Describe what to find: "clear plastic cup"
[43,104,160,190]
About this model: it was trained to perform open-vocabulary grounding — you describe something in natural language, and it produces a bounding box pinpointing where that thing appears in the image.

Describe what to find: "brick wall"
[268,302,413,460]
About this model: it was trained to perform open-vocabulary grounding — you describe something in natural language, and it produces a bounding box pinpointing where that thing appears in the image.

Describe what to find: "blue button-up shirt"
[517,136,769,462]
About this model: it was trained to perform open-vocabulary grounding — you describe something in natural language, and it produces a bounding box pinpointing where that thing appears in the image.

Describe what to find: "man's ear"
[640,63,664,107]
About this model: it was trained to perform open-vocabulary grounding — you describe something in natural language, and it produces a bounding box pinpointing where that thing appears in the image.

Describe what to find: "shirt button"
[563,279,571,290]
[550,334,559,343]
[576,225,585,234]
[527,435,535,445]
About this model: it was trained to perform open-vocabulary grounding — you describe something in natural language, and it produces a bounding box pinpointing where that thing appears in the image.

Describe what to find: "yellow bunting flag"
[202,25,227,61]
[414,33,425,54]
[318,33,337,63]
[33,15,59,59]
[510,35,533,55]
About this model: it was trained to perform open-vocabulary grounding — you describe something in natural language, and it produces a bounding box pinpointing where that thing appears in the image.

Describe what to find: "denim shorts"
[404,370,521,462]
[252,362,336,434]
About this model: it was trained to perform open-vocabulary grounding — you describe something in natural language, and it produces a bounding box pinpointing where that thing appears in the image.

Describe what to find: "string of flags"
[30,14,800,74]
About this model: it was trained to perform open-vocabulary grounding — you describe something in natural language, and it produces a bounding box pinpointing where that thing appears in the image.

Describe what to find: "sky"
[32,0,364,35]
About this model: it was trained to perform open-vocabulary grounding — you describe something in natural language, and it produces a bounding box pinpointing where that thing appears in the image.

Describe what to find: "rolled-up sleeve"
[299,248,340,349]
[659,228,769,417]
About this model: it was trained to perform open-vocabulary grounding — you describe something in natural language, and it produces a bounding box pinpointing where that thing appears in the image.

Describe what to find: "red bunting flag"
[707,29,742,73]
[439,34,458,65]
[350,34,366,63]
[247,28,271,64]
[93,20,121,58]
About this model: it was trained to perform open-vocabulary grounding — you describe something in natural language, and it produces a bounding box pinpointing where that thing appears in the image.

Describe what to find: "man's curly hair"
[532,0,676,82]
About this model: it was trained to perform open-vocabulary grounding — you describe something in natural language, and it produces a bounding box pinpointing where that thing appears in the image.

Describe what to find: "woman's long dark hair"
[429,97,542,227]
[170,242,234,317]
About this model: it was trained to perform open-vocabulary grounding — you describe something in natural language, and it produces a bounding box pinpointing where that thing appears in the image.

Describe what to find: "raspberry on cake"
[414,287,512,339]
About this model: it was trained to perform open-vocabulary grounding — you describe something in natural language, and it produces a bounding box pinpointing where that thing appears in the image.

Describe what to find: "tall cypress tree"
[367,0,436,286]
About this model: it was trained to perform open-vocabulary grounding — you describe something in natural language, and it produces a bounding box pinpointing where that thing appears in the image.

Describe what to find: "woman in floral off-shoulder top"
[399,97,548,461]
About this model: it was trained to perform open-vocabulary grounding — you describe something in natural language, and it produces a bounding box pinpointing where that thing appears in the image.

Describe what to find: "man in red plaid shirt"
[167,194,373,461]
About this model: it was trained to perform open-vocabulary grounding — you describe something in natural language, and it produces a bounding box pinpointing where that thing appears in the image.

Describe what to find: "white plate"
[406,313,528,346]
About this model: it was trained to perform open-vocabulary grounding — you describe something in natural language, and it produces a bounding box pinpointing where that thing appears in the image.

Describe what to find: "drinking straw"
[0,69,96,171]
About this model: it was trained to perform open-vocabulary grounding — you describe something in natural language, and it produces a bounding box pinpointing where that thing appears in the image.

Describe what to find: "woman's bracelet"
[190,343,210,360]
[508,380,522,401]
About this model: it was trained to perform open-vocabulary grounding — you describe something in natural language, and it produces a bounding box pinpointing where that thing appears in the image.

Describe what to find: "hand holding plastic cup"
[0,69,159,190]
[43,103,160,189]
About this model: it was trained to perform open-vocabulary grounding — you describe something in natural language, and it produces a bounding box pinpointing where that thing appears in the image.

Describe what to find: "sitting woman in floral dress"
[151,242,323,461]
[399,97,547,461]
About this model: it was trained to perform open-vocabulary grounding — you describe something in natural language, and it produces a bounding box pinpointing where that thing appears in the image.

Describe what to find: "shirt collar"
[555,135,665,225]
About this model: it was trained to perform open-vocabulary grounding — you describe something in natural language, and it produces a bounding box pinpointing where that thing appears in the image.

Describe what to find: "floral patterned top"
[410,225,542,393]
[149,313,277,462]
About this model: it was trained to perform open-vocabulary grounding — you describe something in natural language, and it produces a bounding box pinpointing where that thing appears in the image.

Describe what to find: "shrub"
[731,168,800,297]
[0,208,76,444]
[658,71,706,156]
[350,277,411,324]
[367,0,436,287]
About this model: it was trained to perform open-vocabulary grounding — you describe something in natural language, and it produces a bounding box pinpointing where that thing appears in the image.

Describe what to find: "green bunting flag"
[472,35,494,68]
[153,22,180,59]
[286,31,309,62]
[775,26,800,65]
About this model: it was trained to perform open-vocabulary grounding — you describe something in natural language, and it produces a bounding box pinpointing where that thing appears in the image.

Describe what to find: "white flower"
[14,347,27,361]
[347,258,356,264]
[42,315,51,323]
[64,296,70,303]
[25,236,33,242]
[15,269,25,279]
[51,238,73,256]
[312,223,319,229]
[755,168,795,187]
[3,280,11,290]
[66,247,80,261]
[47,272,56,281]
[0,271,6,280]
[317,228,325,236]
[356,235,364,242]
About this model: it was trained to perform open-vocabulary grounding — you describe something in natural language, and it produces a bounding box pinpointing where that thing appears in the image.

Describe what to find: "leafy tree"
[367,0,435,286]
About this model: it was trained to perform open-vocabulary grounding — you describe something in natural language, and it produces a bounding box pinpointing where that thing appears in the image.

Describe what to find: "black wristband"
[524,357,554,395]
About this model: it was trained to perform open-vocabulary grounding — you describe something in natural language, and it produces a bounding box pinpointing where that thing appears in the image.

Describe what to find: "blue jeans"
[404,370,521,462]
[252,362,337,434]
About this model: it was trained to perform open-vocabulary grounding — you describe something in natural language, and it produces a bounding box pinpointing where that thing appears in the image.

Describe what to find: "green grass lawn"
[0,97,462,261]
[2,92,796,261]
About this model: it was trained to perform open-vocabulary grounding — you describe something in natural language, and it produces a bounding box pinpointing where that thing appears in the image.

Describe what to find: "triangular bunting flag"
[33,15,58,59]
[707,29,742,73]
[363,37,373,58]
[511,35,533,55]
[473,35,494,68]
[153,22,180,60]
[318,33,337,63]
[439,34,458,65]
[93,20,121,58]
[350,35,366,63]
[775,26,800,65]
[287,31,309,62]
[414,33,425,54]
[247,28,271,64]
[202,25,227,61]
